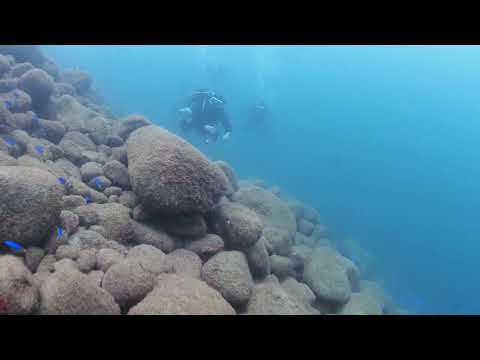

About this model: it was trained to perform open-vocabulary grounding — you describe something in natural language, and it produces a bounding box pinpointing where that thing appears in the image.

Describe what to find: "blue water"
[42,45,480,314]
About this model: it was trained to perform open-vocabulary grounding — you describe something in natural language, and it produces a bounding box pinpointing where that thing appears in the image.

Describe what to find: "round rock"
[0,166,63,247]
[126,125,228,214]
[201,251,253,307]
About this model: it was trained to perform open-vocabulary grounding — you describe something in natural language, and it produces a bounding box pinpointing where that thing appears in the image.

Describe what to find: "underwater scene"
[0,44,477,315]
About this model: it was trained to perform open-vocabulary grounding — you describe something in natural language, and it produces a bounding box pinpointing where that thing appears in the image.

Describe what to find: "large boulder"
[80,162,104,182]
[1,89,32,113]
[10,62,34,78]
[270,255,295,280]
[17,69,54,112]
[76,249,98,273]
[68,228,127,254]
[53,158,81,180]
[96,248,125,272]
[0,166,63,247]
[126,125,228,214]
[246,280,315,315]
[211,201,263,250]
[297,219,315,236]
[55,95,109,144]
[87,203,134,244]
[167,249,202,279]
[59,131,97,165]
[201,251,253,307]
[303,246,360,305]
[102,160,130,189]
[185,234,224,262]
[0,255,39,315]
[37,119,66,144]
[128,273,235,315]
[126,244,173,275]
[101,258,157,311]
[131,220,176,253]
[39,267,120,315]
[280,277,317,311]
[245,236,271,280]
[233,185,296,256]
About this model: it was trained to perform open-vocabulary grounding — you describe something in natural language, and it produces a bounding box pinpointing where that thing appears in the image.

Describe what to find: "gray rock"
[167,249,202,279]
[0,166,63,247]
[55,244,80,260]
[88,176,111,192]
[39,267,120,315]
[233,185,296,256]
[128,273,235,315]
[96,248,125,272]
[131,220,176,253]
[76,249,98,273]
[201,251,253,307]
[126,125,228,214]
[0,255,39,315]
[246,236,271,280]
[80,161,104,182]
[211,201,263,250]
[60,210,80,235]
[104,186,122,197]
[62,195,85,211]
[303,246,360,305]
[270,255,295,280]
[103,160,130,189]
[246,280,314,315]
[101,258,156,310]
[126,244,173,275]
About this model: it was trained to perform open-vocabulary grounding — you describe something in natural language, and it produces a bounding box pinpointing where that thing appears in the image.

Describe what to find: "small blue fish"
[84,195,92,204]
[4,137,16,146]
[3,240,23,251]
[94,177,103,189]
[4,100,13,110]
[34,144,45,155]
[31,113,39,127]
[13,91,20,98]
[56,226,63,239]
[58,176,66,185]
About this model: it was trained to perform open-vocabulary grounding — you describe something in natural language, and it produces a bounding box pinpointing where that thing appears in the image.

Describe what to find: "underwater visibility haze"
[1,44,479,314]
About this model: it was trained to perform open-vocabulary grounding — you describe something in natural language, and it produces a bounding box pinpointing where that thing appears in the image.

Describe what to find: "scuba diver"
[178,89,232,144]
[249,100,269,123]
[245,100,272,134]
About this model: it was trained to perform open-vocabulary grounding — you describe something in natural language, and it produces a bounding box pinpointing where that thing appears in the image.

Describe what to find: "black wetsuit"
[180,91,232,142]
